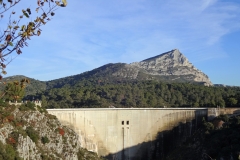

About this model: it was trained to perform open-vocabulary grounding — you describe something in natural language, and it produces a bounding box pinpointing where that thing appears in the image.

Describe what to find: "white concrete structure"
[47,108,207,159]
[9,101,42,107]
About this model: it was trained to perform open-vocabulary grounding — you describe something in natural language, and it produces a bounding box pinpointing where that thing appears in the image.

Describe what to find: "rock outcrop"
[113,49,212,86]
[0,103,102,160]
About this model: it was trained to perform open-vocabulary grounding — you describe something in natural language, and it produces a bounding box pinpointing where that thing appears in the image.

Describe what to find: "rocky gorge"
[0,101,103,160]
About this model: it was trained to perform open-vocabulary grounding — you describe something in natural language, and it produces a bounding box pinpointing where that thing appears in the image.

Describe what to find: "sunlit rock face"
[119,49,212,86]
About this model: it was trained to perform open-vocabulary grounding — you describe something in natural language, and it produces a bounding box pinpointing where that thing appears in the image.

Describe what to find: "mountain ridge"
[114,49,212,85]
[2,49,213,93]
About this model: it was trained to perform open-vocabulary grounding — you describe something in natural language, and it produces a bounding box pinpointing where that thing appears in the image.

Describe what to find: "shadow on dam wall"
[104,114,205,160]
[47,108,209,160]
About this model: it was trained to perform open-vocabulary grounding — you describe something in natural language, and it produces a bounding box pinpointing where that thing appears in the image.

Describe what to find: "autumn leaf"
[55,1,60,6]
[20,25,26,31]
[42,12,47,18]
[37,0,41,6]
[2,70,7,75]
[16,48,22,54]
[13,26,19,30]
[37,30,41,36]
[5,35,12,42]
[22,10,29,18]
[61,0,67,7]
[23,12,29,18]
[26,79,30,83]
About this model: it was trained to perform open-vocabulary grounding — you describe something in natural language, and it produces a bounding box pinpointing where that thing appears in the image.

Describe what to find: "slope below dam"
[47,108,209,159]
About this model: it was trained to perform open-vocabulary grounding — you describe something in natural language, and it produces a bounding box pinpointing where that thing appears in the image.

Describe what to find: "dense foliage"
[33,80,240,108]
[203,116,240,159]
[1,75,240,109]
[166,114,240,160]
[2,79,30,101]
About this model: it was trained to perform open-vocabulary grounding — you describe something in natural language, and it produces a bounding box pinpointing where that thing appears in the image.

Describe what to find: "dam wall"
[208,108,240,120]
[47,108,207,159]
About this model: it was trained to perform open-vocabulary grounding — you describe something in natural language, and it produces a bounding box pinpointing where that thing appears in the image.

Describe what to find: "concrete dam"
[47,108,208,159]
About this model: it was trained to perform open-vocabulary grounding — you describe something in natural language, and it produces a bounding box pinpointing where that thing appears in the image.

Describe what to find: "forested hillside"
[165,114,240,160]
[1,75,46,96]
[28,80,240,109]
[1,75,239,109]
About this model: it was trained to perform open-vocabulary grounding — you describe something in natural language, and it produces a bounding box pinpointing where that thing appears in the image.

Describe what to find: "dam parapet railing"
[47,107,208,111]
[9,100,42,107]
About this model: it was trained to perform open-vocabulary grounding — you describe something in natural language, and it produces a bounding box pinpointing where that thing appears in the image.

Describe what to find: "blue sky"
[1,0,240,86]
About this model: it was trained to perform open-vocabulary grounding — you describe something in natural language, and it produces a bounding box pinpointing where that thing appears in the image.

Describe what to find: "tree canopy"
[26,79,240,108]
[2,78,29,101]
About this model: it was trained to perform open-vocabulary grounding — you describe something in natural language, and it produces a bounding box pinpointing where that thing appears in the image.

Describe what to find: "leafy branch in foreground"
[0,0,67,79]
[1,78,30,101]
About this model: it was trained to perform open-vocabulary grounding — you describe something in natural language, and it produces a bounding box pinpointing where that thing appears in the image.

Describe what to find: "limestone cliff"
[112,49,212,86]
[0,102,102,160]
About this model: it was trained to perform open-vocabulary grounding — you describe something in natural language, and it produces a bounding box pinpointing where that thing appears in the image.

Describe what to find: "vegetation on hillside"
[1,67,239,109]
[165,114,240,160]
[1,78,29,101]
[29,80,240,108]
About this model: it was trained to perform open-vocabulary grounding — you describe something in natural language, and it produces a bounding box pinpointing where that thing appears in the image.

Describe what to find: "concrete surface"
[47,108,208,159]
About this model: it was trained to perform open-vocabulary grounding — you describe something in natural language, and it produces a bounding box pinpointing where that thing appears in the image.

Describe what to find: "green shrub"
[46,114,57,120]
[19,102,36,111]
[0,99,8,108]
[0,141,23,160]
[231,116,240,125]
[217,114,229,122]
[26,126,39,143]
[37,105,47,114]
[41,136,50,144]
[203,122,214,131]
[77,148,103,160]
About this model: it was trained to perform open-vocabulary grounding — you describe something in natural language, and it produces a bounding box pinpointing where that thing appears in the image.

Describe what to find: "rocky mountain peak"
[126,49,213,86]
[140,49,190,68]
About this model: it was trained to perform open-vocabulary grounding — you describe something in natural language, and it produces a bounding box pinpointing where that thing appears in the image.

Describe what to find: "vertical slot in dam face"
[47,108,208,160]
[122,127,124,159]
